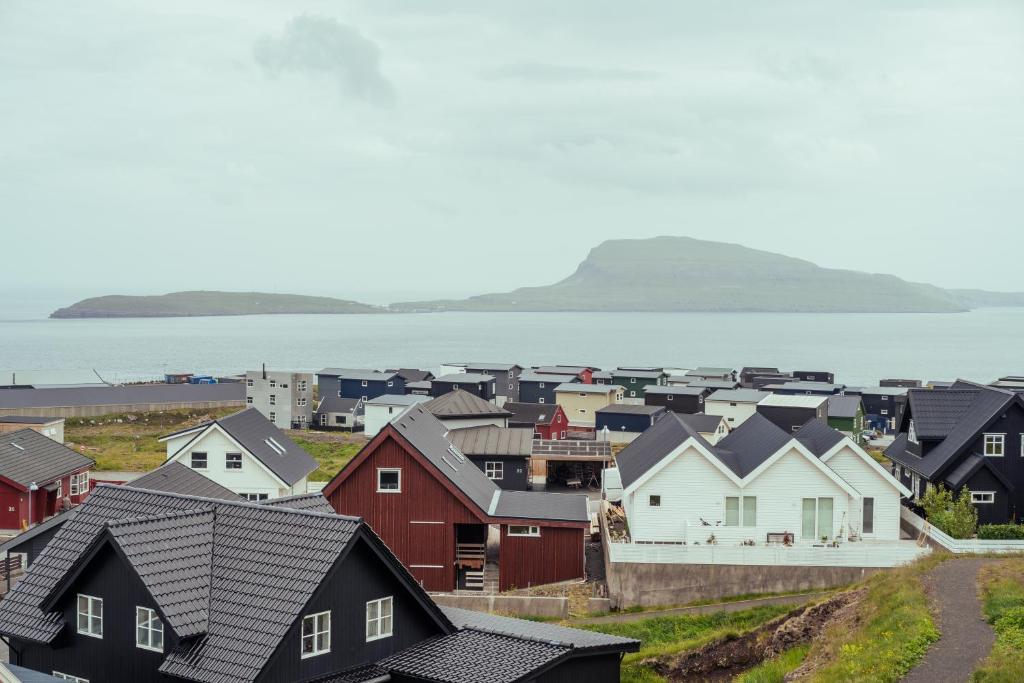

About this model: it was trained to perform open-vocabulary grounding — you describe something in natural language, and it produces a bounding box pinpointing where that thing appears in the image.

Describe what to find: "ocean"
[1,309,1022,387]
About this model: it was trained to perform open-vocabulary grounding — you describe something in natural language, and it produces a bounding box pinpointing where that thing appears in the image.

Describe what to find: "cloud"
[481,61,661,84]
[254,15,395,106]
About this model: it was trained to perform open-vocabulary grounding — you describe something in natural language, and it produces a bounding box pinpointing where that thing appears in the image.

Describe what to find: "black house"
[885,380,1024,525]
[449,426,533,490]
[0,485,637,683]
[793,370,835,384]
[644,385,711,414]
[596,405,667,435]
[849,387,907,433]
[756,394,829,434]
[429,373,498,401]
[465,363,524,404]
[518,372,579,405]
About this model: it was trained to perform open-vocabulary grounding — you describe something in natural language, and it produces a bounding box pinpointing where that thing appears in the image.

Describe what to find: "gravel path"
[902,558,995,683]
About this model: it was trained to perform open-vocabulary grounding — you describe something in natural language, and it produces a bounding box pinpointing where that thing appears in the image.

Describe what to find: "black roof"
[0,383,243,410]
[504,402,559,425]
[389,406,588,523]
[676,413,725,433]
[315,396,364,414]
[827,395,863,419]
[616,413,713,489]
[713,414,794,477]
[793,419,845,456]
[0,416,62,425]
[0,429,93,488]
[388,368,435,383]
[163,408,317,486]
[424,390,511,419]
[943,453,1016,491]
[0,485,450,683]
[596,404,666,416]
[127,462,242,501]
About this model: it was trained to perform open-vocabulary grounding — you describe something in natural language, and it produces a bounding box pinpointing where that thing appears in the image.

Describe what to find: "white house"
[363,394,430,437]
[615,414,911,546]
[704,389,769,427]
[158,408,318,501]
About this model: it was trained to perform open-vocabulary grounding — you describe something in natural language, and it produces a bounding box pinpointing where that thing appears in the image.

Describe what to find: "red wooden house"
[0,429,94,528]
[323,405,589,592]
[504,402,568,440]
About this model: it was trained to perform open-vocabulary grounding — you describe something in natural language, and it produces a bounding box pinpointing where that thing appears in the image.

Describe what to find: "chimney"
[262,363,266,380]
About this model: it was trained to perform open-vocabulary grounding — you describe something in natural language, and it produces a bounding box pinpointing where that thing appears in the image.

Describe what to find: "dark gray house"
[519,372,579,405]
[644,385,711,414]
[450,426,533,491]
[0,485,637,683]
[886,380,1024,525]
[765,381,845,397]
[596,405,667,438]
[313,397,364,431]
[793,370,835,384]
[849,386,908,433]
[318,369,405,402]
[429,373,498,401]
[465,363,524,404]
[756,394,829,433]
[739,367,781,387]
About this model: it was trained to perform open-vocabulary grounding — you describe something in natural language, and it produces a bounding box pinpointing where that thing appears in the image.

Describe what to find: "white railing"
[901,507,1024,554]
[608,539,928,567]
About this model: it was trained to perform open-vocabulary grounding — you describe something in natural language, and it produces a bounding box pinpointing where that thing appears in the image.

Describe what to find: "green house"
[610,369,667,400]
[827,395,865,440]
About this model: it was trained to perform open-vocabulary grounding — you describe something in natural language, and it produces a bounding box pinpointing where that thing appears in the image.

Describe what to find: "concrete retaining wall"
[0,401,244,419]
[428,593,569,619]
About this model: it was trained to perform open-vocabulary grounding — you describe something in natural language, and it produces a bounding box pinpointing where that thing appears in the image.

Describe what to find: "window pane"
[817,498,834,539]
[91,615,102,635]
[137,626,147,645]
[302,634,314,653]
[742,497,757,527]
[367,619,378,639]
[317,631,329,651]
[78,612,88,631]
[368,602,378,620]
[78,595,87,613]
[725,497,739,526]
[381,615,392,635]
[862,498,874,534]
[137,608,146,626]
[802,499,816,538]
[302,615,314,636]
[154,629,163,650]
[381,598,392,617]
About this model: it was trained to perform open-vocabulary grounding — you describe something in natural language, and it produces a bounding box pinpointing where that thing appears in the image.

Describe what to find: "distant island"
[50,291,383,318]
[390,236,1024,313]
[53,238,1024,318]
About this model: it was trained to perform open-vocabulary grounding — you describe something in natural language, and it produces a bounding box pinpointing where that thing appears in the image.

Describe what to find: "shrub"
[919,484,977,539]
[979,524,1024,540]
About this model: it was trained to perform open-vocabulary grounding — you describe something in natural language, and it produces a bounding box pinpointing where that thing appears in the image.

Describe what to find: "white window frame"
[366,597,393,642]
[77,594,103,638]
[538,398,545,404]
[667,394,674,401]
[269,411,276,422]
[298,380,307,392]
[70,471,89,496]
[301,610,331,658]
[508,525,541,537]
[984,433,1006,457]
[136,606,164,652]
[242,493,269,501]
[191,452,208,470]
[246,378,254,387]
[297,397,307,407]
[485,461,503,480]
[269,394,276,406]
[971,491,995,504]
[361,380,369,387]
[225,452,242,470]
[539,382,545,388]
[377,468,401,493]
[246,396,254,404]
[269,379,276,388]
[52,673,89,683]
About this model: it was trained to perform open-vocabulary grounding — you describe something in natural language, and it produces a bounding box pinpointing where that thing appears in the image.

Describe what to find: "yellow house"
[555,383,624,432]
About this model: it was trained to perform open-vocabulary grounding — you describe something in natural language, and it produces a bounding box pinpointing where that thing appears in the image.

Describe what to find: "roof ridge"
[107,506,214,529]
[93,484,361,522]
[463,626,574,650]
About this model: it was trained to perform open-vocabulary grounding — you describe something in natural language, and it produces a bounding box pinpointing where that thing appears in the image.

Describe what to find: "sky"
[2,0,1023,313]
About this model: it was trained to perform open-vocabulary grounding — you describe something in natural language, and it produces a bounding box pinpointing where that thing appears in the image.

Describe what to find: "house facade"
[756,394,829,434]
[318,369,405,402]
[793,370,836,384]
[644,386,710,414]
[704,389,769,427]
[827,395,866,438]
[505,402,568,440]
[364,395,431,438]
[0,416,65,443]
[610,369,667,402]
[450,426,533,491]
[617,415,910,546]
[850,386,907,433]
[0,429,93,528]
[324,405,590,593]
[555,383,624,432]
[313,397,364,431]
[596,405,667,444]
[245,369,313,430]
[465,363,523,405]
[159,408,317,501]
[518,372,578,405]
[429,373,498,402]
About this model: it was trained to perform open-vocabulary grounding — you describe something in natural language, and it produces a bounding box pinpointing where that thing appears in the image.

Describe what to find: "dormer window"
[77,594,103,638]
[908,420,918,444]
[984,433,1005,457]
[136,607,164,652]
[301,610,331,658]
[366,597,393,641]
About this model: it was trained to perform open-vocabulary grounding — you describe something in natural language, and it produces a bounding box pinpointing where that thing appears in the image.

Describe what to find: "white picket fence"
[900,507,1024,554]
[608,539,928,568]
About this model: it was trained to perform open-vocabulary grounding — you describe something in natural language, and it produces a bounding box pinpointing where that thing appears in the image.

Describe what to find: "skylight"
[447,444,465,462]
[10,443,25,451]
[264,437,285,455]
[441,455,458,471]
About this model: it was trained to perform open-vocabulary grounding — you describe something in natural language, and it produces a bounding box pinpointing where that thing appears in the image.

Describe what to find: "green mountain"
[51,290,383,318]
[391,236,1009,313]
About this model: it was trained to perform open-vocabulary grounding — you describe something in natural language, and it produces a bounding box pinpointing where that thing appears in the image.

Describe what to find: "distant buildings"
[318,368,405,401]
[0,429,93,527]
[245,368,313,430]
[0,416,64,443]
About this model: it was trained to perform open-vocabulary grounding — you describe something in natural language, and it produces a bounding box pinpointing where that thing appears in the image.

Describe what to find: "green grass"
[579,605,793,683]
[806,555,944,682]
[972,559,1024,682]
[736,644,811,683]
[293,438,363,481]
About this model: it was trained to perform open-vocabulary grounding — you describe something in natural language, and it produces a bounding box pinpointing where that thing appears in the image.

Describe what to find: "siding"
[556,392,619,429]
[498,525,584,591]
[166,428,300,499]
[705,401,759,427]
[823,446,901,540]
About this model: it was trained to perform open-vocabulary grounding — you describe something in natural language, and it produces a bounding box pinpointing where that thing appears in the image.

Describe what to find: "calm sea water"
[0,309,1021,387]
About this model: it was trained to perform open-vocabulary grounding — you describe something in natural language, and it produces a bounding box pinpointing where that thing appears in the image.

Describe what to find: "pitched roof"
[712,414,795,477]
[943,453,1016,491]
[319,369,396,382]
[519,371,579,384]
[792,419,846,456]
[315,396,364,414]
[450,426,533,457]
[758,394,828,409]
[465,363,521,372]
[504,402,558,425]
[611,369,665,379]
[424,391,511,418]
[259,492,335,513]
[127,462,242,501]
[827,395,863,419]
[164,408,317,486]
[440,606,639,652]
[686,379,740,390]
[432,373,496,384]
[388,368,434,383]
[388,406,587,523]
[769,381,844,393]
[706,389,769,404]
[616,413,713,489]
[366,394,430,407]
[676,413,725,433]
[554,383,623,394]
[0,383,243,410]
[0,429,93,488]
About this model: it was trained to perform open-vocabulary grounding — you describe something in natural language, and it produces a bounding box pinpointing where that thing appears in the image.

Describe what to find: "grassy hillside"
[51,290,383,318]
[391,236,979,313]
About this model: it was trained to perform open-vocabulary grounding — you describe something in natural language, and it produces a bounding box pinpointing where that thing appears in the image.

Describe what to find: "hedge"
[978,524,1024,540]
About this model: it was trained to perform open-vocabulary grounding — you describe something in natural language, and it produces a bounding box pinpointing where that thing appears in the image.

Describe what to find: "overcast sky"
[2,0,1023,311]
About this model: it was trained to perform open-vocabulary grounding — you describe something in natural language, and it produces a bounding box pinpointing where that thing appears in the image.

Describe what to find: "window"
[56,478,62,499]
[269,394,276,405]
[377,468,401,492]
[560,430,566,438]
[269,411,276,422]
[729,402,737,407]
[578,408,586,414]
[667,394,674,401]
[649,495,661,507]
[226,452,242,470]
[725,497,756,526]
[297,397,307,407]
[802,498,834,539]
[972,491,996,504]
[366,597,393,641]
[509,383,514,390]
[539,398,545,404]
[191,452,207,469]
[70,472,89,496]
[630,391,636,398]
[52,674,89,683]
[508,525,541,537]
[387,380,394,387]
[136,607,163,652]
[539,382,545,388]
[301,610,331,657]
[630,378,636,383]
[246,396,254,404]
[335,415,347,424]
[361,380,368,387]
[298,380,307,392]
[862,497,874,534]
[242,493,269,502]
[984,434,1005,457]
[485,462,503,480]
[77,594,103,638]
[269,379,276,388]
[880,409,888,415]
[246,379,254,387]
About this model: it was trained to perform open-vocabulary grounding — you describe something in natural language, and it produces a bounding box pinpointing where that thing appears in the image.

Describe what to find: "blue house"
[596,404,667,441]
[317,368,405,401]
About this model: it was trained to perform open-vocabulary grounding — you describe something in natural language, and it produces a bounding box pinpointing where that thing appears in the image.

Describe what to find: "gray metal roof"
[676,413,725,433]
[827,395,863,419]
[706,389,769,404]
[424,391,511,418]
[769,381,845,392]
[440,606,639,652]
[315,396,364,415]
[533,366,591,375]
[169,408,318,487]
[503,402,558,425]
[519,371,579,384]
[611,369,665,379]
[644,385,708,396]
[686,367,735,376]
[0,383,243,410]
[388,368,434,383]
[2,664,69,683]
[432,373,497,384]
[450,426,533,457]
[465,363,522,372]
[128,462,242,501]
[391,406,587,523]
[0,428,93,487]
[686,379,740,390]
[317,368,396,382]
[792,419,845,456]
[554,383,623,394]
[366,394,430,407]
